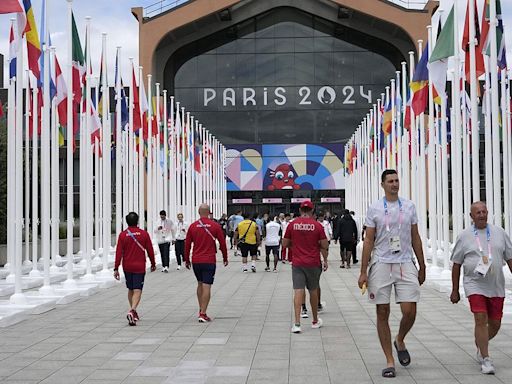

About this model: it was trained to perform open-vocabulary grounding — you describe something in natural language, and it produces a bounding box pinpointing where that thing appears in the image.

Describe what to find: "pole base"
[39,285,56,296]
[9,293,27,305]
[29,269,42,278]
[62,279,78,289]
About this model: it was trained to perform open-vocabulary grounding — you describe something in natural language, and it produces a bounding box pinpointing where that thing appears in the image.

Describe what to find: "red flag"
[462,1,485,82]
[0,100,4,118]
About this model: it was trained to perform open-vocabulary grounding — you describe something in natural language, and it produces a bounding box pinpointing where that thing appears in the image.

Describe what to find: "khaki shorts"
[367,261,420,304]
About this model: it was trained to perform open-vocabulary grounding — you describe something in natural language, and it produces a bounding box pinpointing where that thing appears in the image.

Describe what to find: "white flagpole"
[501,69,510,233]
[427,26,438,270]
[440,96,450,274]
[94,80,101,260]
[138,66,145,230]
[489,0,501,225]
[128,58,134,213]
[175,102,182,215]
[50,48,60,275]
[468,0,480,202]
[156,83,162,215]
[163,90,168,214]
[409,50,416,201]
[461,64,472,228]
[30,87,40,277]
[180,107,186,214]
[24,70,30,267]
[100,33,112,275]
[186,112,192,221]
[484,67,494,220]
[147,74,153,235]
[506,71,512,236]
[115,47,122,238]
[39,4,54,291]
[169,96,176,218]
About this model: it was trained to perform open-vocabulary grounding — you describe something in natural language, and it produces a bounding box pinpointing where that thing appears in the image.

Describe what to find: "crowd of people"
[112,169,512,378]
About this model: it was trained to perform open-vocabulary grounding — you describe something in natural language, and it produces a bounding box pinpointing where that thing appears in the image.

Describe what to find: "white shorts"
[367,261,420,305]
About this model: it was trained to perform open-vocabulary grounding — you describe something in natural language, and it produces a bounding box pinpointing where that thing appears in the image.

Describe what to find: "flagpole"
[50,48,60,276]
[505,70,512,236]
[24,70,30,268]
[29,87,41,278]
[6,19,16,281]
[83,17,94,279]
[175,102,182,216]
[401,61,409,200]
[163,89,168,215]
[426,25,438,271]
[489,0,501,225]
[169,96,176,219]
[100,33,112,276]
[417,41,427,247]
[468,0,480,202]
[147,74,153,236]
[138,66,145,231]
[156,83,162,217]
[501,69,510,233]
[115,47,122,239]
[461,62,472,228]
[484,65,494,220]
[128,58,134,213]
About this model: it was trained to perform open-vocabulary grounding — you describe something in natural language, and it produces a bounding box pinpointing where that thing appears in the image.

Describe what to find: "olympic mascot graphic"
[267,163,301,191]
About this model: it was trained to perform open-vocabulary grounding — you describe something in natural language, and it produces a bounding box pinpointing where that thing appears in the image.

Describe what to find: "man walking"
[265,215,281,272]
[358,169,426,378]
[283,200,328,333]
[174,213,188,270]
[281,213,292,263]
[155,210,175,273]
[114,212,156,326]
[234,213,261,272]
[450,201,512,375]
[335,210,358,269]
[185,204,228,322]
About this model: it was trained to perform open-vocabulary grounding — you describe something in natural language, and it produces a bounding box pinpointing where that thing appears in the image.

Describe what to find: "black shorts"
[124,272,146,290]
[340,241,353,252]
[239,243,258,257]
[193,263,216,285]
[265,245,280,256]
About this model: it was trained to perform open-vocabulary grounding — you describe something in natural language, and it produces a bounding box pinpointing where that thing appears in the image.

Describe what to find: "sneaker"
[131,309,140,321]
[177,265,181,270]
[346,264,351,269]
[311,318,323,329]
[251,266,256,273]
[242,266,248,273]
[198,313,211,323]
[282,260,286,264]
[476,349,483,363]
[481,357,495,374]
[164,267,169,273]
[273,268,277,273]
[318,301,326,313]
[340,264,345,268]
[353,260,359,264]
[291,324,301,333]
[301,307,309,318]
[126,311,136,326]
[265,267,270,272]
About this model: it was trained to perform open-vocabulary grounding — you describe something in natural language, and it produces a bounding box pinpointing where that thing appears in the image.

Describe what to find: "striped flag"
[9,24,16,79]
[22,0,41,81]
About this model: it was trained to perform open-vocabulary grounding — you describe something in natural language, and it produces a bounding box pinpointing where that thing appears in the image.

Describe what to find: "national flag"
[22,0,41,81]
[139,73,149,140]
[404,93,412,131]
[382,96,392,136]
[54,55,67,140]
[462,0,485,82]
[428,6,454,102]
[114,52,128,130]
[132,66,142,132]
[482,0,507,69]
[410,43,429,115]
[9,25,16,79]
[0,0,26,38]
[71,13,85,104]
[0,100,4,118]
[194,127,202,173]
[90,101,102,143]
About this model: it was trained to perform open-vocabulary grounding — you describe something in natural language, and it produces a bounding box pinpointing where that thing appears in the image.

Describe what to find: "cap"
[300,200,314,210]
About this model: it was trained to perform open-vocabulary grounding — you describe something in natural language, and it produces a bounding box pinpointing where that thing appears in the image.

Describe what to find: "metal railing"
[143,0,193,18]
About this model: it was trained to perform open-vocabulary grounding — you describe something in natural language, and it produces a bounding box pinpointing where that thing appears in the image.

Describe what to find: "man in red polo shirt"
[185,204,228,322]
[283,200,329,333]
[114,212,156,326]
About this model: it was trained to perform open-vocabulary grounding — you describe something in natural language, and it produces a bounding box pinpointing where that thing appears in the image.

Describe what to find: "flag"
[54,55,67,144]
[0,0,26,38]
[0,100,4,118]
[496,0,507,69]
[382,96,392,136]
[410,43,429,115]
[71,13,85,104]
[22,0,41,81]
[194,127,202,173]
[132,66,142,132]
[428,6,454,101]
[114,53,128,130]
[9,25,16,79]
[139,73,149,140]
[462,0,485,82]
[404,93,412,131]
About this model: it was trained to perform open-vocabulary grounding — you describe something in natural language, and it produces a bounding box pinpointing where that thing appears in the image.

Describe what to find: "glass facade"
[170,8,399,145]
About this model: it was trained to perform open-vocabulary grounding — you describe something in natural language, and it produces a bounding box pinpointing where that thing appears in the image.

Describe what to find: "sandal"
[394,340,411,366]
[381,367,396,378]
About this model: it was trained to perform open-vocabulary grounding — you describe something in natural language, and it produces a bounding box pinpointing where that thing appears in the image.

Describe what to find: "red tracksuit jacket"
[185,218,228,264]
[115,226,156,273]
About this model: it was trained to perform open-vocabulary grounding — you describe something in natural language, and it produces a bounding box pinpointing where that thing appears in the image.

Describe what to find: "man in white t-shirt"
[280,213,292,263]
[318,212,333,243]
[358,169,426,378]
[173,213,189,270]
[265,216,282,272]
[450,201,512,375]
[154,210,176,273]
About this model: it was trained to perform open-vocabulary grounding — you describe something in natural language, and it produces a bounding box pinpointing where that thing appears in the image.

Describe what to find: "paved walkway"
[1,247,512,384]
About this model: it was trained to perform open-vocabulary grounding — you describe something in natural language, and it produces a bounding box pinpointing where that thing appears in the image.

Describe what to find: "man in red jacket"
[185,204,228,322]
[114,212,156,326]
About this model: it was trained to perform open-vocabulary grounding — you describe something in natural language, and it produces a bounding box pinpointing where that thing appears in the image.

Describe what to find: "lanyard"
[383,197,402,232]
[473,225,492,261]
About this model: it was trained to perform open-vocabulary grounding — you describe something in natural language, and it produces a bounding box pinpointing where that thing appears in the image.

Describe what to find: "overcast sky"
[1,0,512,89]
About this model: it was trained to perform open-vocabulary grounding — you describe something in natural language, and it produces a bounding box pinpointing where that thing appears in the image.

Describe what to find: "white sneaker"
[311,318,323,329]
[481,357,495,374]
[242,266,248,273]
[301,307,309,318]
[177,265,181,270]
[291,324,301,333]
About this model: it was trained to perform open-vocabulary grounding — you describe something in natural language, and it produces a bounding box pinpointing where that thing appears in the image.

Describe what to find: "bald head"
[470,201,488,229]
[198,204,211,218]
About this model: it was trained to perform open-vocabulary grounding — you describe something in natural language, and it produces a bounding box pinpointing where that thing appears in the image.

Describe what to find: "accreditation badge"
[389,236,401,254]
[474,256,491,277]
